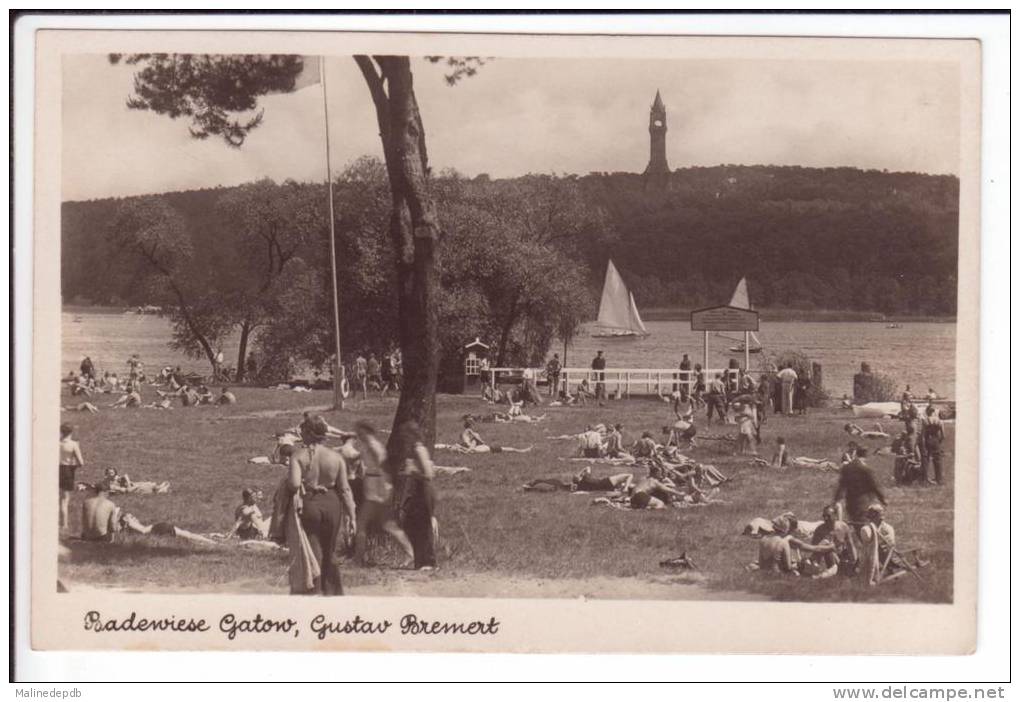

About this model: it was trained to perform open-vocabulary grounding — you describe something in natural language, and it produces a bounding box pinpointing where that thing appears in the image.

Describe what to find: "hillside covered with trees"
[62,162,958,380]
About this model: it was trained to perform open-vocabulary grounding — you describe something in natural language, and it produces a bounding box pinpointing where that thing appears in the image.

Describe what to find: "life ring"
[340,376,351,399]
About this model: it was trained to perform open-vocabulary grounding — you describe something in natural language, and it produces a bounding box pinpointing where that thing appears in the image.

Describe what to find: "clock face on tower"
[653,119,663,128]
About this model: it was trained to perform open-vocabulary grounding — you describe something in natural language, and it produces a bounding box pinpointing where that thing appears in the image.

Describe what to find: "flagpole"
[321,58,345,410]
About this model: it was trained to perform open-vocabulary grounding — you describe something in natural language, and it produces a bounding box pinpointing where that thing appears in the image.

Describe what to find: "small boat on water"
[724,278,763,353]
[886,323,903,329]
[592,260,649,339]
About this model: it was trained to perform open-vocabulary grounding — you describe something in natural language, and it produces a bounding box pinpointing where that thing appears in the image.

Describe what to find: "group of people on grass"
[64,410,441,597]
[351,349,403,399]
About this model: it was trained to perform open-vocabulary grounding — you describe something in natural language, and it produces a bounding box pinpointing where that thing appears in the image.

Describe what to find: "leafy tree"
[215,178,327,380]
[107,197,228,371]
[110,53,484,445]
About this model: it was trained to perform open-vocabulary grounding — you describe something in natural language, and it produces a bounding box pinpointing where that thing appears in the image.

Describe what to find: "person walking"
[394,421,438,570]
[287,415,357,595]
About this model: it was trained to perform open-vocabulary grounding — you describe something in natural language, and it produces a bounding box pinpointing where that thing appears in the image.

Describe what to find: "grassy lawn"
[59,384,954,602]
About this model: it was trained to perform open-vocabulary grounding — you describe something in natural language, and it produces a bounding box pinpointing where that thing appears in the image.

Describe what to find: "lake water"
[62,311,958,398]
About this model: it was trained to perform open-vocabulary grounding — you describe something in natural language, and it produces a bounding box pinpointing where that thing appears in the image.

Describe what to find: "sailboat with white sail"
[726,277,763,353]
[592,260,650,339]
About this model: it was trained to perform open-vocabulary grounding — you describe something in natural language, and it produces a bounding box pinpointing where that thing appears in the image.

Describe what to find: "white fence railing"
[485,366,742,397]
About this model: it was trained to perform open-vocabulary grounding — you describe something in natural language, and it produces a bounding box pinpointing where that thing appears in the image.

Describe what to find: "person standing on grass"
[288,415,356,595]
[832,447,886,524]
[354,352,368,399]
[679,353,692,393]
[394,421,439,570]
[920,405,946,486]
[705,373,727,425]
[59,423,84,531]
[366,353,382,391]
[379,353,394,397]
[545,353,562,397]
[352,421,414,568]
[794,373,811,415]
[692,363,706,408]
[591,350,607,401]
[776,364,798,415]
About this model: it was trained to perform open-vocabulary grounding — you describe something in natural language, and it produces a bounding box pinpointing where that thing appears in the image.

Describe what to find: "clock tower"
[643,90,670,181]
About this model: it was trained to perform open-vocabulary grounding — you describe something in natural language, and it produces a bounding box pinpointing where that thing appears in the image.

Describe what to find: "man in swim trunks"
[577,425,604,458]
[81,480,121,542]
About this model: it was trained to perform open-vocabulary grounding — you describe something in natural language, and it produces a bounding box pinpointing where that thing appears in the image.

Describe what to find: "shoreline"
[63,304,957,325]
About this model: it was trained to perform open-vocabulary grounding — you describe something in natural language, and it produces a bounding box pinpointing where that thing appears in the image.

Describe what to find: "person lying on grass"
[751,437,839,471]
[493,403,547,424]
[522,465,634,493]
[119,512,218,545]
[102,467,170,495]
[143,397,174,410]
[436,418,533,454]
[62,402,99,414]
[844,422,890,440]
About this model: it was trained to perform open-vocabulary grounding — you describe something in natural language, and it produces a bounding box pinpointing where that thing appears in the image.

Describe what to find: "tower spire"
[644,89,670,184]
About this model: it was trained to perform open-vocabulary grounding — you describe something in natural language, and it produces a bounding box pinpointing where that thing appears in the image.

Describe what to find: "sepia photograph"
[19,21,989,658]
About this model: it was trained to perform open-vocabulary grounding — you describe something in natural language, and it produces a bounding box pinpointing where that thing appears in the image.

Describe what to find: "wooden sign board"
[690,305,760,331]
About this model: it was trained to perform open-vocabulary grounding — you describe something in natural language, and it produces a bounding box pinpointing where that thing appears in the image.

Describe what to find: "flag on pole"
[292,56,322,91]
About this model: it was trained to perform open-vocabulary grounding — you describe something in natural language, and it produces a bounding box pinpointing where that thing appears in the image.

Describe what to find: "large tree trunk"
[235,317,252,382]
[356,55,441,448]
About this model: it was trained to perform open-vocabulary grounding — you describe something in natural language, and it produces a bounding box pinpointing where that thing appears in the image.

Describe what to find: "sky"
[62,54,961,201]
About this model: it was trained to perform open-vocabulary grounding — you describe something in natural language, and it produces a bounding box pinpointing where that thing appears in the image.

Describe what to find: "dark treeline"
[62,162,958,379]
[576,165,958,316]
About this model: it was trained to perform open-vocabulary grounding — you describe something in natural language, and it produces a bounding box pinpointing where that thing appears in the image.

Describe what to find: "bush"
[850,361,900,403]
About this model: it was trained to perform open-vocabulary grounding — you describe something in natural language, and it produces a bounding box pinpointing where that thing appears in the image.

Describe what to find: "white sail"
[595,260,649,336]
[596,261,634,331]
[750,330,762,347]
[628,292,649,335]
[729,277,751,309]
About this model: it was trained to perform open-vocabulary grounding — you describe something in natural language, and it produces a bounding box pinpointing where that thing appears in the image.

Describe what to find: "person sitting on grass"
[577,424,604,459]
[801,505,858,579]
[180,385,201,407]
[216,387,237,405]
[522,465,633,493]
[603,423,633,460]
[840,441,860,466]
[109,387,142,408]
[228,488,269,541]
[71,374,94,397]
[574,378,595,405]
[143,396,174,410]
[632,431,658,459]
[80,480,121,542]
[627,476,687,510]
[195,384,214,405]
